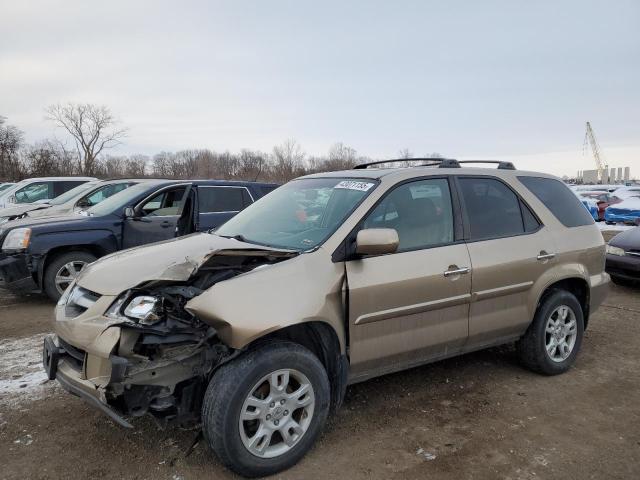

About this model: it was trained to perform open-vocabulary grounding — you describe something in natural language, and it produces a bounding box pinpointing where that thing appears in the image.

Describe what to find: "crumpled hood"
[0,203,45,218]
[28,203,72,218]
[76,232,297,295]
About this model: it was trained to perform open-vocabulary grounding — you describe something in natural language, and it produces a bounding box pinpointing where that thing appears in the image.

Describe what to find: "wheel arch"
[38,243,113,288]
[245,321,349,411]
[534,276,590,329]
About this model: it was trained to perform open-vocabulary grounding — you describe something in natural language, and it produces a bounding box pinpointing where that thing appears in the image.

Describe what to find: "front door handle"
[537,251,556,261]
[444,266,470,277]
[161,221,171,228]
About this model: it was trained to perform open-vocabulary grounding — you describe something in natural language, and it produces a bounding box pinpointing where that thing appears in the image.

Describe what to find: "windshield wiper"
[218,233,248,242]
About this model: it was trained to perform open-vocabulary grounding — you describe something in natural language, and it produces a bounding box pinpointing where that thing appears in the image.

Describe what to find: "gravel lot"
[1,231,639,480]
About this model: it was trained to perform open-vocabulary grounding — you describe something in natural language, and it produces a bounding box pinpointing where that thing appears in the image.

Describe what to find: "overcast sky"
[1,0,638,177]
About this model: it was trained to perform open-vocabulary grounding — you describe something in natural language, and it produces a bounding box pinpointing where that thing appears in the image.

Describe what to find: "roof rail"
[455,160,516,170]
[353,158,455,169]
[353,158,516,170]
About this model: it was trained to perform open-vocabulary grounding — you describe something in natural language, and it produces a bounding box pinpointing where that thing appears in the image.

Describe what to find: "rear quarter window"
[518,176,594,227]
[198,186,246,213]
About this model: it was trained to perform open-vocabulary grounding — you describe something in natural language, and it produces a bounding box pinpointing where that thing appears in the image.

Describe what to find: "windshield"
[0,184,14,193]
[49,181,100,205]
[216,178,377,250]
[85,182,154,216]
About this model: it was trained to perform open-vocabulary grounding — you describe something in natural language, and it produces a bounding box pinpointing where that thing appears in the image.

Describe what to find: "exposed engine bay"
[86,249,298,427]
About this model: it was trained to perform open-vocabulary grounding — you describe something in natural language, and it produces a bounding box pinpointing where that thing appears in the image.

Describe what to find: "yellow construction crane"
[583,121,607,183]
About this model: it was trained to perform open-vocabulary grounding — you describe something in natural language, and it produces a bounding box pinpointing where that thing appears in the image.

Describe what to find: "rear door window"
[198,186,246,213]
[458,177,525,240]
[518,176,594,227]
[53,181,87,196]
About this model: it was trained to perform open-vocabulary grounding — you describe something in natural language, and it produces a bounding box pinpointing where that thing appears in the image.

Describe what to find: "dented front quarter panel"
[185,247,347,352]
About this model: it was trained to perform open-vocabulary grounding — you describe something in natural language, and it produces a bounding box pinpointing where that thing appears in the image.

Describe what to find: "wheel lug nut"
[269,401,275,407]
[266,414,271,420]
[284,410,289,416]
[274,420,279,426]
[280,399,286,405]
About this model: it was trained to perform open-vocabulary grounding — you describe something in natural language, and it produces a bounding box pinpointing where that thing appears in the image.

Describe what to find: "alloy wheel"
[239,369,315,458]
[54,261,87,295]
[545,305,578,362]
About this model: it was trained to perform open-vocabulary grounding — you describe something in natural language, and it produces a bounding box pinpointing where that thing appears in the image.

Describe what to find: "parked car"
[43,159,608,477]
[573,184,618,193]
[613,185,640,199]
[0,177,96,209]
[0,179,277,300]
[604,197,640,225]
[574,191,600,221]
[0,179,138,224]
[0,182,15,194]
[579,191,623,220]
[606,227,640,285]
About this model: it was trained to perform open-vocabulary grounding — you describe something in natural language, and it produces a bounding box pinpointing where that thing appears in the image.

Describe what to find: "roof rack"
[455,160,516,170]
[353,158,455,169]
[353,158,516,170]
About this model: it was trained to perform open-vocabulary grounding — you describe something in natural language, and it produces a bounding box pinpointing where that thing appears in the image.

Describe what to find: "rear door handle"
[537,252,556,261]
[444,266,470,277]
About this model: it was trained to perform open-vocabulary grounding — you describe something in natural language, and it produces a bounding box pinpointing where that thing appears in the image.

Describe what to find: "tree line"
[1,103,439,184]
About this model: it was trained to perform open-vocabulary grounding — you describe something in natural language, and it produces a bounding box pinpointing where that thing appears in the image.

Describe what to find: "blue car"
[605,197,640,224]
[579,197,600,221]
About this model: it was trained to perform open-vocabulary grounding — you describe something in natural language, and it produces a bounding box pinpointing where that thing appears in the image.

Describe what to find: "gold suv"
[43,159,609,477]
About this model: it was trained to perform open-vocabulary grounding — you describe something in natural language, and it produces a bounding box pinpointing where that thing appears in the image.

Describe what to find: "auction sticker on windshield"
[335,181,375,191]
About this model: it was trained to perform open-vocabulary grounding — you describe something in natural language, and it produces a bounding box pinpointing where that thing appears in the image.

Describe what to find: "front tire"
[43,251,97,301]
[202,341,330,478]
[517,290,584,375]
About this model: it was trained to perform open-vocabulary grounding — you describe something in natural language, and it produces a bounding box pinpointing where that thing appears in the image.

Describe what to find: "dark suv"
[0,179,277,300]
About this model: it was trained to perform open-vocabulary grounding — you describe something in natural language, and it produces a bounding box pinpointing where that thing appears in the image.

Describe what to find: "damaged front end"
[47,236,298,428]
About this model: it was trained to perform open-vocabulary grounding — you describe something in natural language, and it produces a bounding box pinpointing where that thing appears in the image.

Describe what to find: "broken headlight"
[124,296,162,325]
[107,294,163,325]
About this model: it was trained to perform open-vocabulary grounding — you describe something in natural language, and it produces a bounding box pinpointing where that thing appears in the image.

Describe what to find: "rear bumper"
[589,272,610,314]
[606,253,640,280]
[0,252,39,292]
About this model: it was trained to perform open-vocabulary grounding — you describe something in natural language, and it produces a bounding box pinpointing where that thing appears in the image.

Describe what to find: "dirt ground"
[1,234,639,479]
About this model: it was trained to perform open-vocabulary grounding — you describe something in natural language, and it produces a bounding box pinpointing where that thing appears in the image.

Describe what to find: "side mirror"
[124,207,136,218]
[7,195,16,204]
[76,199,90,208]
[356,228,399,256]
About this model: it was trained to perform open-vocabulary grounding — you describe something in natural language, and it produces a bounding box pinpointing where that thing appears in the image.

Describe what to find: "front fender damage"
[71,243,301,426]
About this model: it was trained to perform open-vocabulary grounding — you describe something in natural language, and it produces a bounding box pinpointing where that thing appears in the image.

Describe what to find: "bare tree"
[22,140,76,177]
[102,155,126,178]
[0,116,25,180]
[237,150,266,181]
[272,139,305,182]
[125,154,148,177]
[45,103,127,175]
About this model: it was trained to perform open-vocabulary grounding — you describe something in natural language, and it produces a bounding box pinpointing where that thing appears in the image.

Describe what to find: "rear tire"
[202,341,330,478]
[517,290,584,375]
[43,251,97,301]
